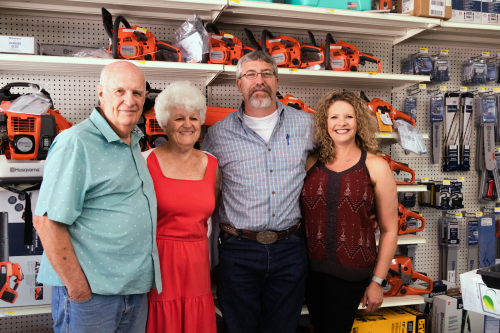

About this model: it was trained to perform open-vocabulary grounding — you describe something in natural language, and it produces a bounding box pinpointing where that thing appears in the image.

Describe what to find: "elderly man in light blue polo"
[33,61,161,333]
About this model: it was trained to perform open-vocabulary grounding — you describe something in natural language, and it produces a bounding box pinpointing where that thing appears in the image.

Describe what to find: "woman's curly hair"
[314,91,379,164]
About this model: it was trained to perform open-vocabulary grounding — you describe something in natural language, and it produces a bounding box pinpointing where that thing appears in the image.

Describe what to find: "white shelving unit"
[376,132,430,145]
[376,234,426,246]
[396,185,428,192]
[221,1,440,44]
[0,305,51,317]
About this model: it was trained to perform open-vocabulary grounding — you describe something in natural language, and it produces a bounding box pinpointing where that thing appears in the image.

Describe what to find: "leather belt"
[220,222,301,245]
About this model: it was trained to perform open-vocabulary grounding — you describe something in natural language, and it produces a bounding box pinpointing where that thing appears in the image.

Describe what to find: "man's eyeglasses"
[239,70,275,80]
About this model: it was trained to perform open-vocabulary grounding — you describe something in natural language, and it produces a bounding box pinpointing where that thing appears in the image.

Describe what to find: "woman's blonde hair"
[314,91,379,164]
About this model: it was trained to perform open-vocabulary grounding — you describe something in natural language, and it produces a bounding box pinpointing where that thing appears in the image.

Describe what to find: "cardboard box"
[461,269,500,318]
[432,295,463,333]
[397,0,452,19]
[351,307,416,333]
[396,306,428,333]
[481,0,500,24]
[0,36,41,55]
[449,0,482,22]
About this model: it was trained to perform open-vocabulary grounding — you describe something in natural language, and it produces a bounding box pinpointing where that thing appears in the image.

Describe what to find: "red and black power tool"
[322,33,381,73]
[0,82,73,160]
[384,256,432,297]
[361,92,415,127]
[102,7,181,62]
[376,151,415,185]
[0,212,23,304]
[398,204,425,235]
[206,23,255,65]
[277,92,314,114]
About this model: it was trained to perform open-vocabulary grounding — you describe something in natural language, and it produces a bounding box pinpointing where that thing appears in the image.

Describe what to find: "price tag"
[440,49,449,56]
[379,132,388,137]
[380,113,393,125]
[368,72,377,77]
[440,86,447,92]
[457,177,465,182]
[443,179,451,185]
[325,8,335,13]
[229,0,240,4]
[494,88,500,93]
[495,207,500,213]
[420,48,428,54]
[476,212,484,217]
[456,213,463,217]
[419,213,423,216]
[288,69,298,74]
[419,83,427,90]
[134,61,146,65]
[482,51,490,57]
[479,87,486,92]
[2,311,14,315]
[421,177,429,183]
[460,87,467,93]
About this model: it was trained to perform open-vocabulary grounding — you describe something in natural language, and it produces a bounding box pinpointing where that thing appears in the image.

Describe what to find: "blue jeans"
[217,226,308,333]
[51,286,148,333]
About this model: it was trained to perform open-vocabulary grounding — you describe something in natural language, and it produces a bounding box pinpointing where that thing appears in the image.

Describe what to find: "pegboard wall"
[0,9,498,331]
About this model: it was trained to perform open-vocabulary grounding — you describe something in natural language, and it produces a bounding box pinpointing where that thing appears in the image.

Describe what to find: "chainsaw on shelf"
[0,212,24,304]
[0,82,73,160]
[398,203,425,235]
[384,256,432,297]
[245,28,302,68]
[102,7,181,62]
[206,23,255,65]
[277,92,314,113]
[376,151,415,185]
[299,31,325,69]
[322,33,381,73]
[361,92,416,130]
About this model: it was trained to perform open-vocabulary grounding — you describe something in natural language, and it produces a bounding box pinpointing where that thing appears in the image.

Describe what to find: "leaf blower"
[277,92,314,114]
[384,256,432,297]
[0,212,24,304]
[361,91,416,128]
[376,151,415,185]
[323,33,381,73]
[0,82,73,160]
[206,23,255,66]
[102,7,181,62]
[398,204,425,235]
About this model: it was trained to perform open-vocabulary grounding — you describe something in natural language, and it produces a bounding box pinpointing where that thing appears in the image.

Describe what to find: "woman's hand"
[362,281,384,312]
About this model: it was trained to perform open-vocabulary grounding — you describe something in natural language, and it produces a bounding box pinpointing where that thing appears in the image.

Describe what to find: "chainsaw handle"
[342,46,355,55]
[101,7,114,38]
[391,160,415,185]
[407,271,433,295]
[301,47,320,53]
[403,208,425,233]
[112,15,132,59]
[324,33,335,70]
[359,91,370,103]
[0,82,40,93]
[393,110,416,127]
[244,28,261,51]
[307,30,318,47]
[222,37,235,47]
[261,29,274,54]
[359,54,382,73]
[280,39,294,49]
[205,22,220,35]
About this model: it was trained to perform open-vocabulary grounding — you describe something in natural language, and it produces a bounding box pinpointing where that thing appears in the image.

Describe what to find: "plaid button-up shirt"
[202,102,315,232]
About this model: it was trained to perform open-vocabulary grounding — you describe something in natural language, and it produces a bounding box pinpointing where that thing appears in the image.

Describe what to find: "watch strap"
[372,275,387,287]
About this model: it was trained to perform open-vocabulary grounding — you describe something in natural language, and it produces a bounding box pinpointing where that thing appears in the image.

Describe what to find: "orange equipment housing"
[102,7,181,62]
[277,93,315,114]
[376,151,415,185]
[0,261,23,303]
[398,204,425,235]
[206,23,255,66]
[299,31,324,69]
[384,256,432,297]
[361,92,416,127]
[322,33,381,73]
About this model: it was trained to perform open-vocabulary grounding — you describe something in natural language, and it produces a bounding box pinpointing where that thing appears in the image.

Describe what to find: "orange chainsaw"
[384,256,432,297]
[277,93,314,113]
[361,91,416,127]
[299,31,325,69]
[398,204,425,235]
[206,23,255,65]
[0,82,73,160]
[245,29,302,68]
[102,7,181,62]
[376,151,415,185]
[322,33,381,73]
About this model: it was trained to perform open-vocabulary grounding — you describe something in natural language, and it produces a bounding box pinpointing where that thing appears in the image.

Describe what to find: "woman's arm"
[305,153,319,172]
[362,154,399,312]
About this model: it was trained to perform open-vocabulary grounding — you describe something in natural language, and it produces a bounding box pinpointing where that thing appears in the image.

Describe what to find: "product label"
[120,45,135,56]
[331,59,345,69]
[272,53,285,64]
[482,217,493,226]
[210,51,223,61]
[403,0,414,13]
[469,221,479,245]
[430,96,444,122]
[430,0,445,17]
[0,36,36,54]
[483,98,497,123]
[448,270,456,283]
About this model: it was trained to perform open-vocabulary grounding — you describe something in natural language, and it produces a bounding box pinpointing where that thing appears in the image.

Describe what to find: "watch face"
[381,280,388,287]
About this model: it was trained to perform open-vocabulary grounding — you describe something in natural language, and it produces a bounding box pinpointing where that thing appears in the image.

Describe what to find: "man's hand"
[68,283,92,302]
[362,281,384,313]
[370,213,378,230]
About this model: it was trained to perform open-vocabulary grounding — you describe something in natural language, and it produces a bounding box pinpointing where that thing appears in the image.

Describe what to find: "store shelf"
[396,185,428,192]
[0,0,227,23]
[219,66,429,92]
[410,21,500,48]
[376,132,430,144]
[376,234,426,246]
[0,305,51,317]
[0,54,224,86]
[220,1,439,44]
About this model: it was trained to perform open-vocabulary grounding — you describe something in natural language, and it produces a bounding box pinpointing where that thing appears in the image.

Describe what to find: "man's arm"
[34,214,91,302]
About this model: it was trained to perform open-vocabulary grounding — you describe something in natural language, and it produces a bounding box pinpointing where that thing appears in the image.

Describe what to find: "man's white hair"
[155,81,207,127]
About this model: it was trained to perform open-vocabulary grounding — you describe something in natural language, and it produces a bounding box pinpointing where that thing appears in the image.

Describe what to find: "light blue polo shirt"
[35,108,162,295]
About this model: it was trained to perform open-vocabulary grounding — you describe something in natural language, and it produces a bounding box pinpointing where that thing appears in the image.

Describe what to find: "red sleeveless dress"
[146,151,217,333]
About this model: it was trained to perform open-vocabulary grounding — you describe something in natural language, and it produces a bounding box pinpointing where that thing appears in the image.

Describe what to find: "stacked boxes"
[350,306,427,333]
[450,0,483,22]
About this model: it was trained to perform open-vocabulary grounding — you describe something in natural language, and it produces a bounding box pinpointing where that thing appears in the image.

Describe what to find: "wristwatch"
[372,275,388,287]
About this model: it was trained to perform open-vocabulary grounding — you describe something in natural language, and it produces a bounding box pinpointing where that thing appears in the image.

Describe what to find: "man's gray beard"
[249,94,272,109]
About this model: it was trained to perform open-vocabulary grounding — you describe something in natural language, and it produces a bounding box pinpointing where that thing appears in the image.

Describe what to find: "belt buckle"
[256,231,278,244]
